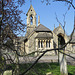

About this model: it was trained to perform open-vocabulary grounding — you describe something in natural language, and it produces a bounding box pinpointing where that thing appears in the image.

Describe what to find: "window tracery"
[38,40,51,48]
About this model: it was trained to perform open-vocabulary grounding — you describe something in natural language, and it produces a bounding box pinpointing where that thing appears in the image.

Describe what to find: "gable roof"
[34,24,52,32]
[19,24,52,42]
[36,32,53,38]
[53,25,62,34]
[53,27,59,34]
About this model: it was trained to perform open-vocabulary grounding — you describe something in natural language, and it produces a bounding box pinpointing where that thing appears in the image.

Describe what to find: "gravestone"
[3,70,12,75]
[46,72,52,75]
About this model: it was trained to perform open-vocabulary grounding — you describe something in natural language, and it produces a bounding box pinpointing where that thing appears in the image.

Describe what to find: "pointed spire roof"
[26,5,36,16]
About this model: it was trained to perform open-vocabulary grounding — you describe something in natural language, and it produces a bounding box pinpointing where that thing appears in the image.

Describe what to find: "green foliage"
[0,56,5,69]
[0,55,6,74]
[6,63,75,75]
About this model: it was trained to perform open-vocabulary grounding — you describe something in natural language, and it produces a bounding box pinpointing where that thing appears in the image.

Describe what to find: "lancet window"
[38,40,51,48]
[30,15,33,25]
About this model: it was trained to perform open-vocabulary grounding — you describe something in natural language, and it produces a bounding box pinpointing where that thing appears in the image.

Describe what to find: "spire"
[38,16,40,25]
[26,5,36,16]
[59,24,61,27]
[54,24,55,29]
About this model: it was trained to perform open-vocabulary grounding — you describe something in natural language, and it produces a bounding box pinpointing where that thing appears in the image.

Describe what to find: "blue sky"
[19,0,74,36]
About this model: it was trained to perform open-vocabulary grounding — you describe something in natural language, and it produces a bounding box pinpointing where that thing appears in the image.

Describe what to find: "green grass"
[18,63,75,75]
[3,63,75,75]
[67,65,75,75]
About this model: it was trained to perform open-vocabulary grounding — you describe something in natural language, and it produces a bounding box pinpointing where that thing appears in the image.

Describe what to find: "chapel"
[18,5,75,55]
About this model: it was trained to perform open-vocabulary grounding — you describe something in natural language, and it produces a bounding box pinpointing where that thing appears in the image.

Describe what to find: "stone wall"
[27,32,38,53]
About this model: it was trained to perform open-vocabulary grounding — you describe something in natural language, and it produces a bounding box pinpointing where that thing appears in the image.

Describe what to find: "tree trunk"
[59,49,68,75]
[14,54,19,75]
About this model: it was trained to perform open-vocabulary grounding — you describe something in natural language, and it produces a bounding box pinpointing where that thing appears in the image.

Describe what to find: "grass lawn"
[6,63,75,75]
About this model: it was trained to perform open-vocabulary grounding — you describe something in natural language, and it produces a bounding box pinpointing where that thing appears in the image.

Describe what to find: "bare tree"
[0,0,26,74]
[0,0,75,75]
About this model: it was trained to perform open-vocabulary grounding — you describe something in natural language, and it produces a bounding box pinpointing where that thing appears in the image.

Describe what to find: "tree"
[0,0,26,74]
[41,0,75,10]
[0,0,75,75]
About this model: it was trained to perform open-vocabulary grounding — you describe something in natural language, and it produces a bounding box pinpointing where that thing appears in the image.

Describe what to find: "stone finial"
[30,0,32,5]
[59,24,61,27]
[54,24,55,29]
[38,16,40,25]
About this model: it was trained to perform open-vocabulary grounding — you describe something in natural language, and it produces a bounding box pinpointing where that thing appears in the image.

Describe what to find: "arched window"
[38,40,40,48]
[41,41,43,48]
[30,15,33,25]
[38,40,43,48]
[46,41,48,48]
[49,40,50,48]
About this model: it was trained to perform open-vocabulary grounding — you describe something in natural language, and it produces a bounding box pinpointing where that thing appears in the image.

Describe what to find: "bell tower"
[26,5,36,35]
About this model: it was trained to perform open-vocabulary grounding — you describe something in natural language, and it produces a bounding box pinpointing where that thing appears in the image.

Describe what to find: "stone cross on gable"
[30,0,32,5]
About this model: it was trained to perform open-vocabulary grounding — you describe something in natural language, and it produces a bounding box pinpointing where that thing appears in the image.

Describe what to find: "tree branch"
[55,0,75,9]
[19,27,75,75]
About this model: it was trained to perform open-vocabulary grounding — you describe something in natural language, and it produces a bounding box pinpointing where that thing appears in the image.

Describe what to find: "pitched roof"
[53,25,61,34]
[36,32,53,38]
[34,24,51,32]
[19,24,52,42]
[53,27,59,34]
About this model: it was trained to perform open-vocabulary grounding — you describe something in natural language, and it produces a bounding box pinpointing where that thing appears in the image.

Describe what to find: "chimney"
[38,16,40,25]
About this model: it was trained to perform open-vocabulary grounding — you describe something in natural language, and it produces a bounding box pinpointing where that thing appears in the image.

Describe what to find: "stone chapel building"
[17,5,75,55]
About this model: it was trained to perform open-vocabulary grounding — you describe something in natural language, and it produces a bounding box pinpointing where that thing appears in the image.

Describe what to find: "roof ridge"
[34,24,51,32]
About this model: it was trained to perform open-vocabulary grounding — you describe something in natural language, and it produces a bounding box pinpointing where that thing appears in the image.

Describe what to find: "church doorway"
[58,34,65,47]
[58,34,65,63]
